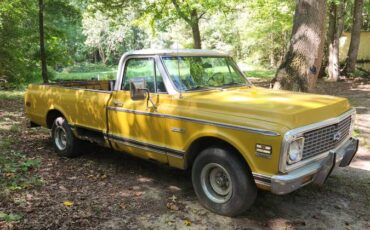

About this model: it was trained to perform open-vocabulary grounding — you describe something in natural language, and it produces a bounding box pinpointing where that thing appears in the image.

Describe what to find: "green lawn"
[55,70,117,80]
[0,91,24,100]
[54,64,117,81]
[49,63,275,82]
[244,69,275,79]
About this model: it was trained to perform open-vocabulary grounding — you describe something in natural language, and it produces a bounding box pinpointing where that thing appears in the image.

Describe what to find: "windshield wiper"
[221,82,245,88]
[185,86,216,91]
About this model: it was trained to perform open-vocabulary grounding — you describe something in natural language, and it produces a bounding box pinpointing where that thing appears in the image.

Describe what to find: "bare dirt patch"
[0,80,369,230]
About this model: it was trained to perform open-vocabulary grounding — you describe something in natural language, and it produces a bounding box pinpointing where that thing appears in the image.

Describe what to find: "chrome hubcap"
[200,163,232,203]
[55,126,67,150]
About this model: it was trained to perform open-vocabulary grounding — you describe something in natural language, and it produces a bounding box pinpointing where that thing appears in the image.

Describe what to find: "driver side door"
[107,57,168,163]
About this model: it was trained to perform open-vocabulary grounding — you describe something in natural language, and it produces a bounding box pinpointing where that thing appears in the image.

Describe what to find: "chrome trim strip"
[70,123,185,158]
[43,84,112,93]
[69,124,105,133]
[255,181,272,188]
[106,106,280,137]
[279,108,356,173]
[105,133,185,158]
[167,152,185,159]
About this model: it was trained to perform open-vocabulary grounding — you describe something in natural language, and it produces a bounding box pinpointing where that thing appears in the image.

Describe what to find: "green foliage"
[0,91,24,100]
[0,0,39,84]
[1,0,368,86]
[0,212,22,222]
[54,63,116,80]
[0,0,84,84]
[0,137,43,193]
[244,70,275,79]
[82,9,148,64]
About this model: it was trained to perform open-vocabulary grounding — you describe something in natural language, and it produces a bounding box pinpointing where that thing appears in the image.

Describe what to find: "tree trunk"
[38,0,48,83]
[190,10,201,49]
[271,0,327,92]
[270,33,276,67]
[344,0,364,74]
[328,1,345,81]
[318,6,333,79]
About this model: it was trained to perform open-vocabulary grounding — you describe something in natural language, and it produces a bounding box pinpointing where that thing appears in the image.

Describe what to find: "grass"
[244,69,275,79]
[0,128,43,204]
[0,91,24,100]
[0,212,22,222]
[54,63,117,81]
[55,70,117,81]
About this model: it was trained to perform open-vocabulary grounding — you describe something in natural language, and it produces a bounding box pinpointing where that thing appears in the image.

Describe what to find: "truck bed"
[25,80,114,133]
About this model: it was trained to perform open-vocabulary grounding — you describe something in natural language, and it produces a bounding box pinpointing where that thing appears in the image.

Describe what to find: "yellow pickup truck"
[25,49,359,216]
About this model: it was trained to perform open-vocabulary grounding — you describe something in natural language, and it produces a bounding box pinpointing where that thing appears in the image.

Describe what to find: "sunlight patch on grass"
[244,69,275,79]
[0,91,24,100]
[54,64,117,81]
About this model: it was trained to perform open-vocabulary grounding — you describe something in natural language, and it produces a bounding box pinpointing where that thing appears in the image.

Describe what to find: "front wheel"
[51,117,83,157]
[192,147,257,216]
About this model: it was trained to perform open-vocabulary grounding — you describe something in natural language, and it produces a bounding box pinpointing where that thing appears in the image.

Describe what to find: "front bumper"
[270,138,359,195]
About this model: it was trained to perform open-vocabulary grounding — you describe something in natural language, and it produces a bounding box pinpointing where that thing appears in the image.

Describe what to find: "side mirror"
[130,78,147,100]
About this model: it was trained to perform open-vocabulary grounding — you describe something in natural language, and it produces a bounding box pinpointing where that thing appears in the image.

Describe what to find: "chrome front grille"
[302,115,352,159]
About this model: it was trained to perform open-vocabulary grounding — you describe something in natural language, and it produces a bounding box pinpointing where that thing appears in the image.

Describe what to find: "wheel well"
[46,110,64,129]
[186,137,250,171]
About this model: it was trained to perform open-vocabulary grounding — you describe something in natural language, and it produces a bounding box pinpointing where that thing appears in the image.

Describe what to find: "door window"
[121,58,166,93]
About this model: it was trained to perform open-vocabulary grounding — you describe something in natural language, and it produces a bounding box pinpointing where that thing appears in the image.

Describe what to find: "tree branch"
[170,0,192,24]
[198,11,206,20]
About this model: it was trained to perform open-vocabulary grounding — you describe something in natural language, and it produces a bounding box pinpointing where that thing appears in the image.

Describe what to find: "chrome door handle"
[112,100,123,107]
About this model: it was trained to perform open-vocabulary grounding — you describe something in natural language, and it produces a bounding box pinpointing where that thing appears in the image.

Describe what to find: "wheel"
[192,146,257,216]
[51,117,83,157]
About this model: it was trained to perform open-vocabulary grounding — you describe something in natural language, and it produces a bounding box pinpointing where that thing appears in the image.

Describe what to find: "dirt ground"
[0,79,369,230]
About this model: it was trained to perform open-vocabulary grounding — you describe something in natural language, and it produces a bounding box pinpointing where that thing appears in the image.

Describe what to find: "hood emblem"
[333,131,342,141]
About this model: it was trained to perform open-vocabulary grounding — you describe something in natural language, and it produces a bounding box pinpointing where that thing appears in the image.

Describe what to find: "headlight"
[287,137,304,164]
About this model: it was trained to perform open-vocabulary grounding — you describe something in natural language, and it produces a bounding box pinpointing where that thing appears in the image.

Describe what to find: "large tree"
[327,0,346,81]
[93,0,232,49]
[39,0,48,83]
[344,0,364,74]
[271,0,327,92]
[0,0,83,84]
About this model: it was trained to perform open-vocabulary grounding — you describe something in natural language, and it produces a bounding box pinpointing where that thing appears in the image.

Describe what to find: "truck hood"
[179,87,351,130]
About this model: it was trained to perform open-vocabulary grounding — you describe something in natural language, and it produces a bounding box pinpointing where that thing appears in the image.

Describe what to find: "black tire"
[51,117,83,157]
[192,146,257,216]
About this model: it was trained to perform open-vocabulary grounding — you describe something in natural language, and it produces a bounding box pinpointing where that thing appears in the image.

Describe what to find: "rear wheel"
[192,146,257,216]
[51,117,83,157]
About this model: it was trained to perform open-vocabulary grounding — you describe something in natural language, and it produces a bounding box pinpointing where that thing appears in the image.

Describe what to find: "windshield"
[162,56,250,91]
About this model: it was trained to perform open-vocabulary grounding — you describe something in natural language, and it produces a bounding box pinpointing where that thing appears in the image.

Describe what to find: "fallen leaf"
[119,203,126,209]
[25,193,33,201]
[63,201,74,207]
[0,221,13,230]
[166,202,179,211]
[184,219,191,226]
[133,191,144,197]
[100,174,107,179]
[5,173,15,178]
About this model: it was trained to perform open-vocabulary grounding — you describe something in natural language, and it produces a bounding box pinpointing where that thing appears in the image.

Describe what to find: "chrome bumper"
[270,138,359,195]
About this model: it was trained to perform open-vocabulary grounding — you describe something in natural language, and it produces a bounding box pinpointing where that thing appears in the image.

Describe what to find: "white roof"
[125,49,229,57]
